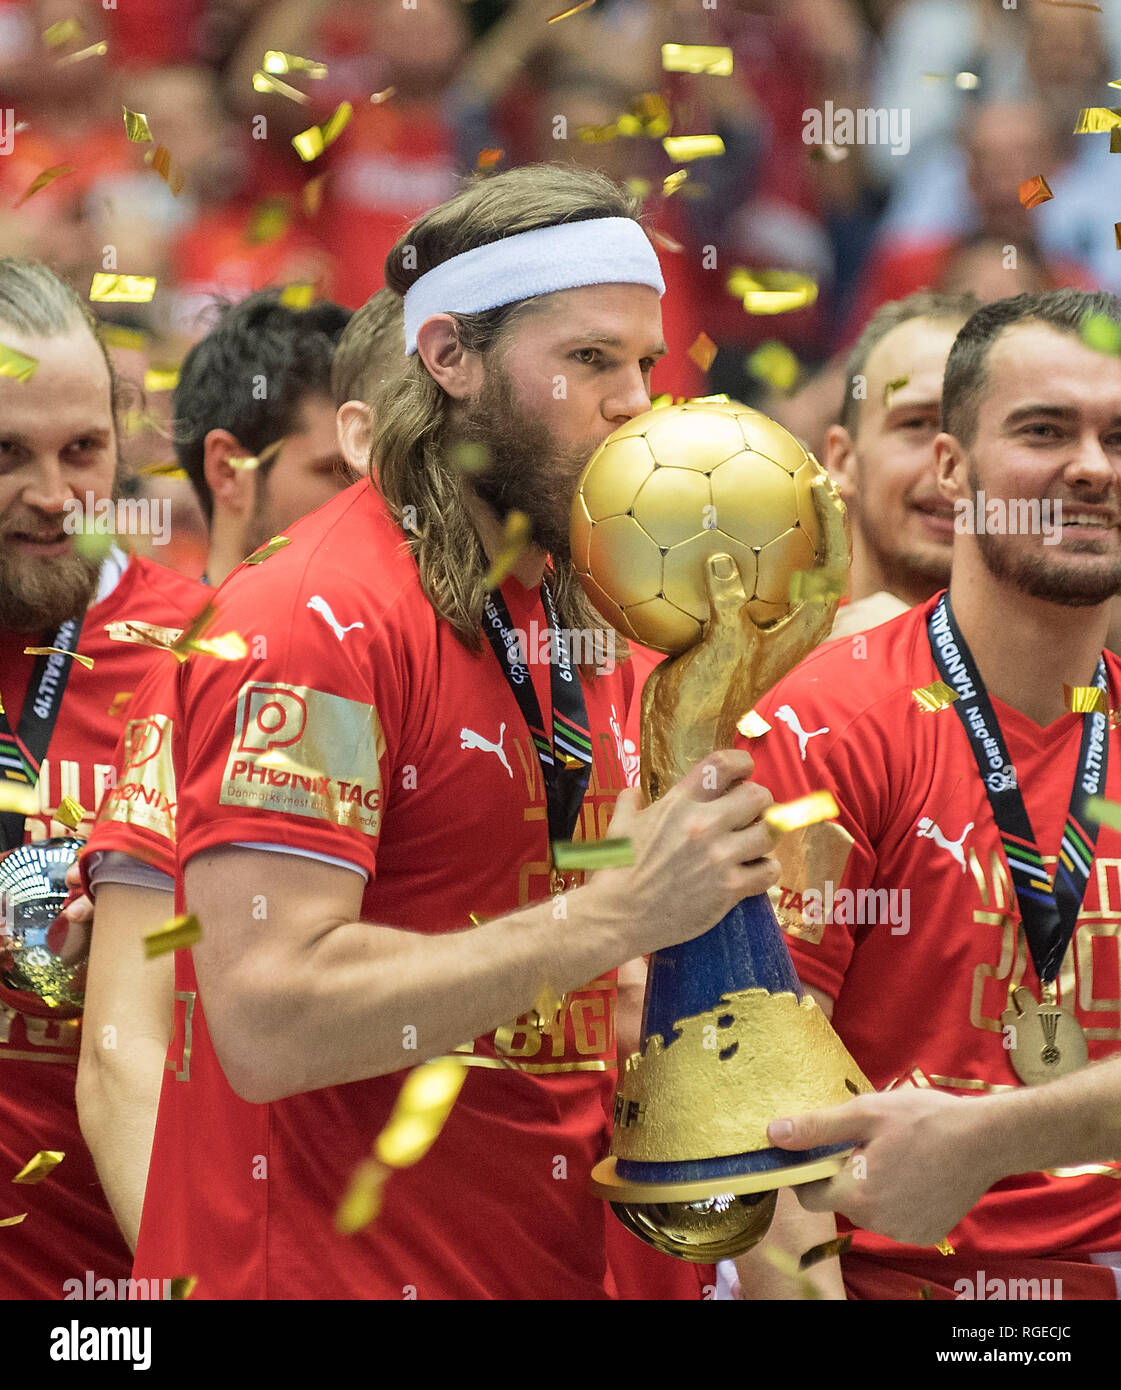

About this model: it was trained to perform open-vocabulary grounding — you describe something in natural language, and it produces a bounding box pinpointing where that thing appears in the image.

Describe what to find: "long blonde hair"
[370,164,646,670]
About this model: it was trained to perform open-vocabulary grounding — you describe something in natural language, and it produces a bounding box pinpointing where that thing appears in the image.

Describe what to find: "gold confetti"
[137,461,188,479]
[729,269,819,315]
[799,1233,853,1269]
[23,646,93,670]
[1085,795,1121,831]
[1074,107,1121,134]
[143,912,201,959]
[1043,0,1101,9]
[1082,312,1121,354]
[809,142,850,164]
[89,273,156,304]
[789,568,847,604]
[44,18,83,46]
[883,374,910,406]
[561,755,583,771]
[252,70,310,105]
[765,791,840,833]
[186,631,248,662]
[335,1158,389,1234]
[105,620,183,651]
[107,692,133,717]
[143,367,179,391]
[375,1059,467,1168]
[661,43,734,76]
[687,331,717,372]
[228,455,261,471]
[531,983,568,1029]
[292,101,353,162]
[54,795,85,831]
[56,41,107,66]
[0,1213,27,1227]
[1018,175,1053,209]
[745,342,800,393]
[476,148,504,170]
[1116,222,1121,251]
[917,1283,933,1300]
[0,343,38,382]
[74,528,115,562]
[262,50,327,78]
[650,392,674,409]
[99,325,147,351]
[13,1151,64,1185]
[662,169,689,197]
[689,393,731,405]
[551,837,634,870]
[369,86,396,105]
[761,1246,824,1298]
[911,681,959,713]
[169,1276,198,1300]
[467,911,491,927]
[662,135,725,163]
[0,784,38,816]
[548,0,597,20]
[736,709,772,738]
[279,283,314,309]
[449,441,490,474]
[0,690,4,714]
[954,71,979,90]
[625,177,651,198]
[576,122,618,144]
[1065,684,1107,714]
[246,198,290,245]
[935,1238,955,1256]
[483,510,531,588]
[122,105,153,142]
[651,228,683,254]
[301,173,328,216]
[243,535,291,566]
[145,144,184,196]
[14,163,76,207]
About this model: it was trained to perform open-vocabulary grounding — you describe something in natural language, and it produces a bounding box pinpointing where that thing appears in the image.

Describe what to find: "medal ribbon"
[0,614,85,852]
[482,580,593,849]
[927,594,1107,985]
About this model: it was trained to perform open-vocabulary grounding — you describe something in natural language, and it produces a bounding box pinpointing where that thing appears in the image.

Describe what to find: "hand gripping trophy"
[576,398,872,1261]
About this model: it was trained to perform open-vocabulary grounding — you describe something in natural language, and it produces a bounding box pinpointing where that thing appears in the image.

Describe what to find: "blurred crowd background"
[3,0,1120,578]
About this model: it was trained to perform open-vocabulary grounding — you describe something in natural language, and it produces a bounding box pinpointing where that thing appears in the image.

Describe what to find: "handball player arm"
[77,879,175,1252]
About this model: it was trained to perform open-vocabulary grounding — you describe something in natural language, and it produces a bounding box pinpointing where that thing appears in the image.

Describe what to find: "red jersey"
[738,594,1121,1286]
[0,554,208,1299]
[133,480,656,1299]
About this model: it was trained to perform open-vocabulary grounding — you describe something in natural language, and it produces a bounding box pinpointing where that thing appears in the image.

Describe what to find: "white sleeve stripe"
[232,841,370,880]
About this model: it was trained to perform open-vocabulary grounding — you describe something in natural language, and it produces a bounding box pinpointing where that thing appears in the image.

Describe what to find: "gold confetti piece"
[0,1213,27,1227]
[883,374,910,406]
[0,342,38,383]
[262,50,327,78]
[1074,107,1121,133]
[615,114,641,137]
[145,144,184,196]
[301,173,328,216]
[14,163,76,207]
[662,135,725,163]
[74,529,115,562]
[335,1158,389,1234]
[56,40,107,66]
[561,755,583,771]
[137,461,188,479]
[548,0,597,20]
[531,984,567,1029]
[369,86,396,105]
[689,393,732,405]
[0,690,4,715]
[799,1233,853,1269]
[1082,312,1121,354]
[911,681,959,713]
[762,1246,824,1298]
[252,70,310,105]
[13,1151,64,1185]
[143,367,179,391]
[44,18,83,46]
[483,510,531,588]
[449,441,490,474]
[375,1059,468,1168]
[55,795,85,831]
[169,1276,198,1300]
[1116,222,1121,251]
[624,176,651,198]
[467,911,492,927]
[279,283,314,309]
[23,646,94,670]
[650,392,673,409]
[651,228,683,254]
[143,913,201,959]
[105,620,182,651]
[0,784,38,816]
[292,101,353,162]
[765,791,839,833]
[935,1238,955,1256]
[246,198,290,245]
[730,269,819,316]
[1065,684,1107,713]
[107,691,132,717]
[1085,795,1121,831]
[789,568,847,604]
[662,169,689,197]
[917,1283,933,1300]
[228,455,261,471]
[736,709,772,738]
[1018,174,1053,209]
[954,71,979,90]
[1042,0,1101,9]
[745,341,800,393]
[808,142,850,164]
[575,122,618,145]
[687,331,717,372]
[1046,1162,1121,1177]
[122,105,153,142]
[89,273,156,304]
[187,631,248,662]
[661,43,734,76]
[243,535,291,566]
[476,147,504,170]
[99,324,147,351]
[551,837,634,870]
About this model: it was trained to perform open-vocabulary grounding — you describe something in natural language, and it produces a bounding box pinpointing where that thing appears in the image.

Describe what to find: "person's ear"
[415,315,484,399]
[824,423,858,504]
[337,401,373,475]
[934,431,968,503]
[203,429,257,518]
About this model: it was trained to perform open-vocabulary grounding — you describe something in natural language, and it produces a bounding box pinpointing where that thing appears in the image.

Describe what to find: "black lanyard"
[0,614,85,851]
[481,581,593,848]
[927,594,1107,985]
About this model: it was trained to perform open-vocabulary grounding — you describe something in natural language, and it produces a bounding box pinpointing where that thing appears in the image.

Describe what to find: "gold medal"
[1001,983,1089,1085]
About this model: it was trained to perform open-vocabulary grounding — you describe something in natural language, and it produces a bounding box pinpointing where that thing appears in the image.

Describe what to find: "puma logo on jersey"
[774,704,830,760]
[916,815,974,872]
[460,723,513,778]
[307,595,365,643]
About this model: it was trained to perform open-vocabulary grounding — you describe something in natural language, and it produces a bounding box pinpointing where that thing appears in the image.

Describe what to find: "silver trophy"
[0,838,87,1017]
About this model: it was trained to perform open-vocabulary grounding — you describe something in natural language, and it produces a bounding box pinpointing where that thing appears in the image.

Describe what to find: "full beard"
[0,541,102,633]
[448,361,602,569]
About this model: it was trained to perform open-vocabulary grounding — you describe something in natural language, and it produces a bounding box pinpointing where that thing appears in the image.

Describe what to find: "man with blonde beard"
[129,165,783,1300]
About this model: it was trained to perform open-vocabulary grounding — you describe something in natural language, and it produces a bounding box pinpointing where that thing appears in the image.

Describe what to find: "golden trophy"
[574,398,871,1261]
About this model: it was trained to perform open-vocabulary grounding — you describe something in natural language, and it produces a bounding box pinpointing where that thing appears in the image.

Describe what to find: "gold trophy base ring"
[588,1151,849,1204]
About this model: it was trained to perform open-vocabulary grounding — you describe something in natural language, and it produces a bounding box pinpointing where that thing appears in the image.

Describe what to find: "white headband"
[403,217,666,355]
